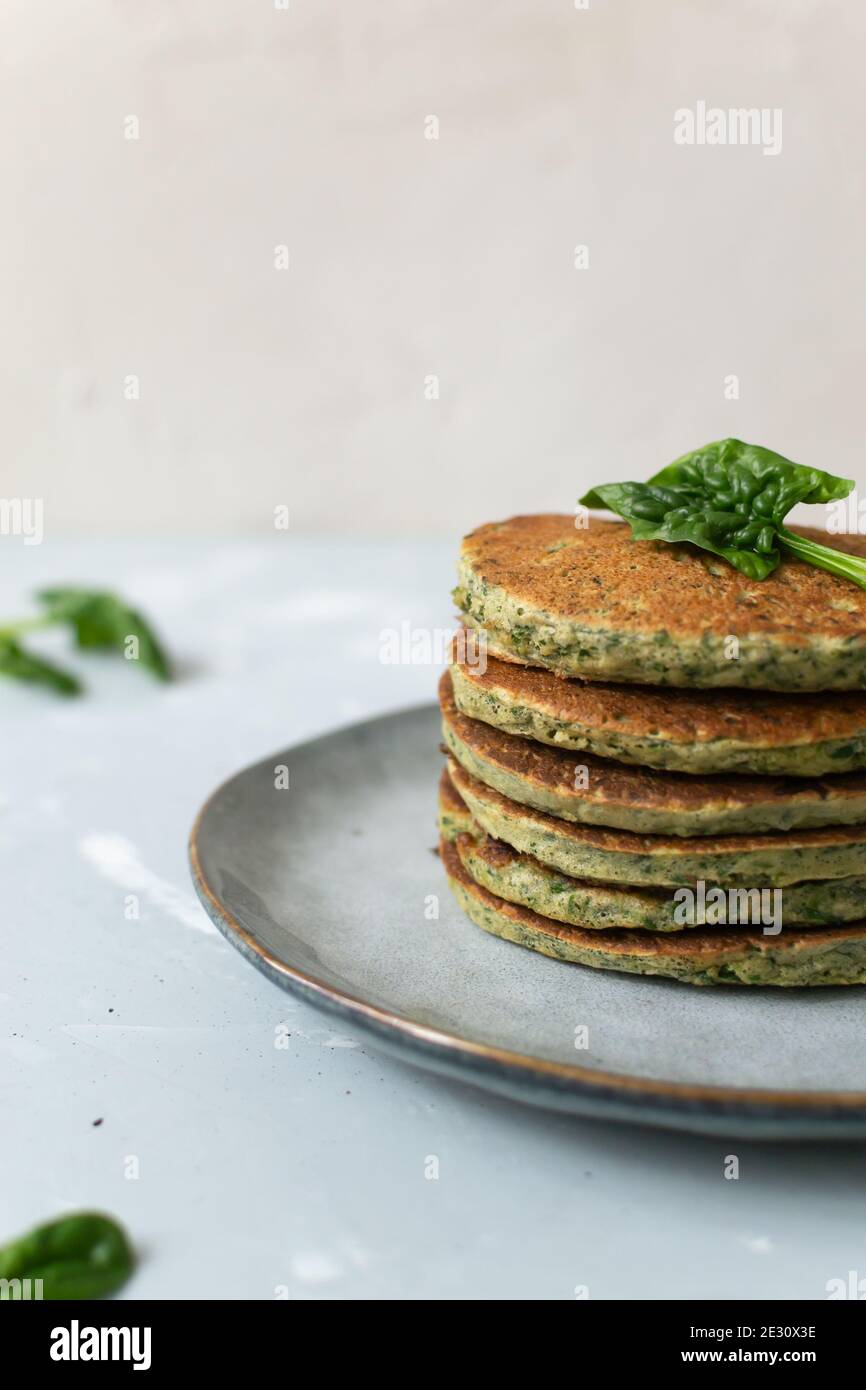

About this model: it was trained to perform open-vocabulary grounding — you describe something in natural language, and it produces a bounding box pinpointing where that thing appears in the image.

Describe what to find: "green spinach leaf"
[38,588,171,680]
[0,1211,134,1300]
[0,636,81,695]
[581,438,866,589]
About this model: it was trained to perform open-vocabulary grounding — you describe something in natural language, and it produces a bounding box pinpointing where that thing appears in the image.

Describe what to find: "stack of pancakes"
[438,514,866,986]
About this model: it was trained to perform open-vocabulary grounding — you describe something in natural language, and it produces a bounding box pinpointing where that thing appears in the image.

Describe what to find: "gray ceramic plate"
[189,704,866,1140]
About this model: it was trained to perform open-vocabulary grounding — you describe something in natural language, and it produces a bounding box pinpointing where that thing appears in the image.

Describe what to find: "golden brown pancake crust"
[451,634,866,749]
[437,764,866,928]
[460,515,866,647]
[440,835,866,961]
[438,764,467,818]
[446,755,866,858]
[439,670,866,823]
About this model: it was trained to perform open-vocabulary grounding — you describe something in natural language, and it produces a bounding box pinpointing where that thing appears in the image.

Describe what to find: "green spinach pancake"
[447,758,866,887]
[437,769,866,930]
[450,638,866,776]
[440,671,866,837]
[441,835,866,986]
[454,515,866,691]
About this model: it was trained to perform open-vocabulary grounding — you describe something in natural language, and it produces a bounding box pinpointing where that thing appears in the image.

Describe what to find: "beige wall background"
[2,0,864,535]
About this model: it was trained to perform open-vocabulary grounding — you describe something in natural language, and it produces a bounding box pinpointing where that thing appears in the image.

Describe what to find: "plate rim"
[188,702,866,1130]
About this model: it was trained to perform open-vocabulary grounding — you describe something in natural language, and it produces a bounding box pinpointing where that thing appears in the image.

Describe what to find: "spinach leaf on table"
[38,588,171,681]
[0,587,171,695]
[0,636,82,695]
[0,1211,134,1300]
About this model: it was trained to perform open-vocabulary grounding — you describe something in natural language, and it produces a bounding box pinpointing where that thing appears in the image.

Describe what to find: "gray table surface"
[2,536,864,1301]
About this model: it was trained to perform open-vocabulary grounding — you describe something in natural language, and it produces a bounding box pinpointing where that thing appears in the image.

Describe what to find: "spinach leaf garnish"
[581,438,866,589]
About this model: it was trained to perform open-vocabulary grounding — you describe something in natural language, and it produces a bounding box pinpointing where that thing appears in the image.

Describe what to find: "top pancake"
[454,515,866,691]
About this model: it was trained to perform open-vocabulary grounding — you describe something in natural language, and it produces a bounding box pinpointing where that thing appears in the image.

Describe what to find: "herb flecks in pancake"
[455,516,866,689]
[442,836,866,987]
